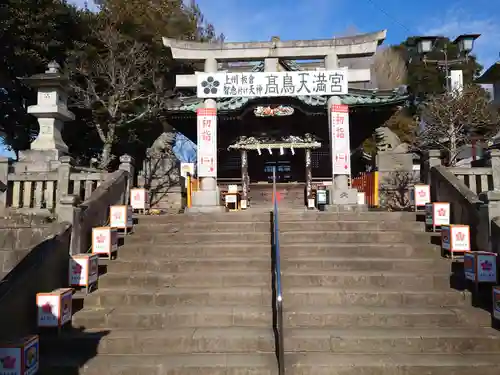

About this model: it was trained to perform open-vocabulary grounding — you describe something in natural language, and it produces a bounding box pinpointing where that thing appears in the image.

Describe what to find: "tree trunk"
[449,123,457,165]
[99,141,113,169]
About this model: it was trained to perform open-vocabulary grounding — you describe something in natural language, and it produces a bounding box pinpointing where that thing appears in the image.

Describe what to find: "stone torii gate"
[163,30,387,210]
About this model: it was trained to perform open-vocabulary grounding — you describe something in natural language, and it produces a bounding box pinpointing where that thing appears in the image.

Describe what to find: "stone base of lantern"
[187,189,225,213]
[13,150,65,172]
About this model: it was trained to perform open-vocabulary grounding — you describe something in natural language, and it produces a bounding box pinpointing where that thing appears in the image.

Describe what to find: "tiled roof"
[168,59,408,113]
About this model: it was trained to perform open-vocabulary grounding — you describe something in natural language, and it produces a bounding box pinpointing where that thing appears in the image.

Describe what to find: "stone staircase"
[40,212,276,374]
[279,211,500,374]
[38,209,500,374]
[248,183,305,208]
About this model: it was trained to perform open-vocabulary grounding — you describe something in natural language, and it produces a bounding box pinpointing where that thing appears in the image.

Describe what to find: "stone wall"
[0,156,133,339]
[0,216,61,279]
[0,223,71,339]
[376,151,416,210]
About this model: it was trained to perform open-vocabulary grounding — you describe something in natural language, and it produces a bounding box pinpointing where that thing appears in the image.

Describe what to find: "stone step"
[125,231,271,244]
[72,306,272,329]
[99,271,271,288]
[280,243,439,258]
[133,220,425,232]
[282,271,455,290]
[283,257,451,272]
[79,287,271,307]
[39,353,276,375]
[135,221,271,232]
[284,353,500,375]
[135,211,418,224]
[285,327,500,353]
[283,306,482,328]
[278,220,425,232]
[137,213,271,224]
[284,287,470,307]
[119,243,270,258]
[277,211,419,222]
[42,327,275,355]
[102,257,448,273]
[280,231,435,244]
[102,258,270,273]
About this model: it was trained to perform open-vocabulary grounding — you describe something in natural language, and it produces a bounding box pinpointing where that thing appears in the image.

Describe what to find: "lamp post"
[414,34,480,92]
[414,34,480,164]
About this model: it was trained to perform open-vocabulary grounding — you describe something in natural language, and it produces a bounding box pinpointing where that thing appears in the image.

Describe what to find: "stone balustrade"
[0,156,106,214]
[446,167,494,194]
[422,149,500,252]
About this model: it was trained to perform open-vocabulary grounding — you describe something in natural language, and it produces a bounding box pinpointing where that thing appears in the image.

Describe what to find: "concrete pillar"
[0,157,9,210]
[264,58,279,72]
[489,149,500,191]
[241,149,249,206]
[305,148,313,208]
[189,57,223,212]
[324,54,357,207]
[325,54,349,190]
[201,57,218,192]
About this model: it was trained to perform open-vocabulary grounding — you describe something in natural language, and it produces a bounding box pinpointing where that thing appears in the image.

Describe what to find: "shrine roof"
[167,59,408,114]
[476,62,500,84]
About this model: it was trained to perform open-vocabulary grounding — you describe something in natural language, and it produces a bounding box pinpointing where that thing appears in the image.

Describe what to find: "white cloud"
[421,7,500,70]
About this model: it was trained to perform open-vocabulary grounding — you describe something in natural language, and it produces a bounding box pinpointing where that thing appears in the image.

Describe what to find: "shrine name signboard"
[196,69,348,98]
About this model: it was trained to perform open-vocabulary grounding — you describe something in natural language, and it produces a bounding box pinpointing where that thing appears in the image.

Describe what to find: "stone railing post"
[56,195,80,223]
[119,154,134,205]
[488,149,500,191]
[0,157,9,209]
[422,150,441,185]
[57,156,73,204]
[478,191,500,252]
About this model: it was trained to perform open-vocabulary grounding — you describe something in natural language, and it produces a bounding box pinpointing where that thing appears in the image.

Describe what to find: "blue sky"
[4,0,499,160]
[193,0,500,69]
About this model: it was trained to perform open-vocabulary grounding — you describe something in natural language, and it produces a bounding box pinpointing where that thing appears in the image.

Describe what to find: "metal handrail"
[271,167,285,375]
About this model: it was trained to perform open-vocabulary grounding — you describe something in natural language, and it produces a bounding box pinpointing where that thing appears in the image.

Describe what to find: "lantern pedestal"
[92,227,118,260]
[110,205,134,234]
[0,335,39,375]
[424,202,450,232]
[69,254,99,293]
[441,224,471,259]
[36,288,73,333]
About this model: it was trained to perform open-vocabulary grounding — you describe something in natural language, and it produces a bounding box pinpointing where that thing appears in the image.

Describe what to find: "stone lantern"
[18,61,75,171]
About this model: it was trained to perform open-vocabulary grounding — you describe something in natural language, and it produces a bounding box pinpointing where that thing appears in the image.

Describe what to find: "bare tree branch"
[380,171,418,211]
[372,47,408,90]
[67,24,165,169]
[417,84,500,165]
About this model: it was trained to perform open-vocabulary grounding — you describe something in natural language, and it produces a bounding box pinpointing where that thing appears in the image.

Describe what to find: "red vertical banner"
[330,104,351,176]
[197,108,217,177]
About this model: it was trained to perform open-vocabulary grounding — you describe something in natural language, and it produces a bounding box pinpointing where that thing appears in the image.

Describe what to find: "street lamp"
[453,34,480,54]
[414,34,480,92]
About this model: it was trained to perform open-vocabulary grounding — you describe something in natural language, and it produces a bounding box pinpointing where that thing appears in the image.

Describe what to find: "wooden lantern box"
[130,188,148,212]
[464,251,497,288]
[92,227,118,260]
[441,224,470,259]
[110,205,134,233]
[0,335,39,375]
[493,286,500,322]
[69,254,99,293]
[424,202,450,232]
[36,288,73,331]
[411,184,430,211]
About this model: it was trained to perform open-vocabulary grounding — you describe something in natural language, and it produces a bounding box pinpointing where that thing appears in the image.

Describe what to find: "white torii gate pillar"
[190,57,224,211]
[325,54,358,207]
